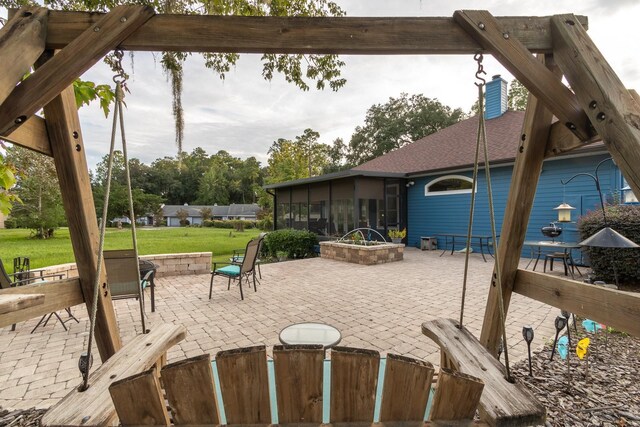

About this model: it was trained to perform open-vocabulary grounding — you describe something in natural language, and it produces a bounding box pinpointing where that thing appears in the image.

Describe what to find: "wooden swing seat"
[422,318,545,427]
[42,323,495,427]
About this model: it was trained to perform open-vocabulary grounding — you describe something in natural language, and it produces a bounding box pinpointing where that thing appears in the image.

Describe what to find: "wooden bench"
[43,334,490,426]
[108,344,487,426]
[422,318,545,427]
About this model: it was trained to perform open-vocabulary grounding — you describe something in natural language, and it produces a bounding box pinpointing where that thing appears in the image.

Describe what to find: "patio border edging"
[35,252,212,279]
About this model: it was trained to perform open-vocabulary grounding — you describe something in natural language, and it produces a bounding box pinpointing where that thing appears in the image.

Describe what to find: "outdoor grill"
[541,222,563,241]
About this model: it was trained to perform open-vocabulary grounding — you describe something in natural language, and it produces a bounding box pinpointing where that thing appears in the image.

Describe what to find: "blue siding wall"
[407,154,617,259]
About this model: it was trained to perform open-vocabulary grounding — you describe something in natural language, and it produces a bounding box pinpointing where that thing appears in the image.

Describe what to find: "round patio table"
[279,322,342,348]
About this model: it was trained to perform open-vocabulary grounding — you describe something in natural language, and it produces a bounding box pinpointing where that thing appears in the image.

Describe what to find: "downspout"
[266,189,276,231]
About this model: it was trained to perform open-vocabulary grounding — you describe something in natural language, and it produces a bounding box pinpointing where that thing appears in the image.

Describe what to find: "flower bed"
[319,241,403,265]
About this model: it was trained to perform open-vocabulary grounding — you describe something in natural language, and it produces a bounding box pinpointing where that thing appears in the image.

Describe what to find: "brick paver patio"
[0,248,559,410]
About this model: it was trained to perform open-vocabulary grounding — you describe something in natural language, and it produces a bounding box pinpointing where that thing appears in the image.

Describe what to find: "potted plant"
[388,228,406,244]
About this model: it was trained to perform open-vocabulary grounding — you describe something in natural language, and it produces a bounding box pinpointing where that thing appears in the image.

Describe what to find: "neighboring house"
[162,203,260,227]
[265,75,636,256]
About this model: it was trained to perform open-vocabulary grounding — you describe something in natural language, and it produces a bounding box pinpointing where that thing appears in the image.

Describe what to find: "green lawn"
[0,227,262,273]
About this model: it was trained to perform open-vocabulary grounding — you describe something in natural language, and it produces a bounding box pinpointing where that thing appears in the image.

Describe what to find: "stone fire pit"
[319,241,404,265]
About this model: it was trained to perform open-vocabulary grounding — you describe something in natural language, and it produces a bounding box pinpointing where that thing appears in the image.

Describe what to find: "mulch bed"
[511,319,640,426]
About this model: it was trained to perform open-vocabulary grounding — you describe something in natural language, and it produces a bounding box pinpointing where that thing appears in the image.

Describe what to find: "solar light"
[550,315,567,361]
[522,325,534,376]
[554,203,576,223]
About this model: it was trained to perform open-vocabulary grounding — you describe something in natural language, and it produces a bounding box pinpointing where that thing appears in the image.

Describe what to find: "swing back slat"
[422,318,546,427]
[107,345,489,426]
[161,353,220,425]
[109,368,170,425]
[273,344,324,423]
[330,346,380,423]
[216,345,271,424]
[379,353,434,422]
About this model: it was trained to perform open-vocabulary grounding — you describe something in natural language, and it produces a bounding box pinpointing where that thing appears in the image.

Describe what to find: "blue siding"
[407,154,617,260]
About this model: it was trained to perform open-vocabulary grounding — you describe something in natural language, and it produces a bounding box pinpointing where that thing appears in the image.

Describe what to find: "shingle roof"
[353,111,525,175]
[162,204,259,218]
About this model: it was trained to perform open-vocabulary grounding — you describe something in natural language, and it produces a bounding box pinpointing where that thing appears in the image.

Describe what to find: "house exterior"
[161,203,260,227]
[266,75,636,255]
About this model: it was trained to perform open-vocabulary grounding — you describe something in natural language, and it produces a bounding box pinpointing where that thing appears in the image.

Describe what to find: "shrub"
[256,217,273,231]
[179,219,190,226]
[578,204,640,284]
[262,229,319,260]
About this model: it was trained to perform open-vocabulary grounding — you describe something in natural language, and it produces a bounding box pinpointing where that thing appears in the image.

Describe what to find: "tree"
[0,144,19,216]
[323,137,349,174]
[347,93,465,165]
[3,0,348,157]
[266,128,328,184]
[507,79,529,111]
[5,146,65,238]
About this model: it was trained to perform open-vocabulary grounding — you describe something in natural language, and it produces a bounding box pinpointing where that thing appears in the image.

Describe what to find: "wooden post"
[0,7,48,105]
[551,14,640,199]
[43,84,121,360]
[479,55,558,355]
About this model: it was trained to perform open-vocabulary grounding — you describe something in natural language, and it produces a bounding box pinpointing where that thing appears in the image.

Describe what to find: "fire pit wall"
[320,241,404,265]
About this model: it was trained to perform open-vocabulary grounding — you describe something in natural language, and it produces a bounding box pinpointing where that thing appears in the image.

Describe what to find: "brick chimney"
[485,74,508,120]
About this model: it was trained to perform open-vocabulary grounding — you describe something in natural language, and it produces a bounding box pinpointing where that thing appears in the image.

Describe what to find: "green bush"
[201,219,255,229]
[578,204,640,284]
[262,229,318,259]
[256,217,273,231]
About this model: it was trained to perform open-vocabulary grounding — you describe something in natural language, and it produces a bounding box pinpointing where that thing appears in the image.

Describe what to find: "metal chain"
[79,54,134,391]
[79,83,122,392]
[459,55,485,328]
[459,53,512,380]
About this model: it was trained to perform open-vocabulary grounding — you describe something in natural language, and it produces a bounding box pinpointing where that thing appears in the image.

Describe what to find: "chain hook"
[112,49,128,85]
[474,53,487,87]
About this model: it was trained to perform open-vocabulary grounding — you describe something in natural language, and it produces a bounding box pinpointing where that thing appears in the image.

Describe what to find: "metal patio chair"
[210,237,261,301]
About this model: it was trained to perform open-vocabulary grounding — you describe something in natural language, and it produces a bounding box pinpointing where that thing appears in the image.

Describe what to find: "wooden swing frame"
[1,6,640,426]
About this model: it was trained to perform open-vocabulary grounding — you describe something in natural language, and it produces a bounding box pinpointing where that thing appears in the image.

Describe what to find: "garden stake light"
[561,310,573,348]
[522,325,534,376]
[550,315,567,361]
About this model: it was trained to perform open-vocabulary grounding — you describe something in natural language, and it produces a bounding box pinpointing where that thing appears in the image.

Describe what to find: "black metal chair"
[210,237,261,301]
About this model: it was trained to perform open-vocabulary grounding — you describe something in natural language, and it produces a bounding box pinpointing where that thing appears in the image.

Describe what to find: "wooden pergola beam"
[545,120,599,158]
[0,5,155,137]
[479,55,558,355]
[454,10,594,142]
[514,270,640,337]
[0,115,52,156]
[40,11,587,54]
[0,7,48,106]
[552,15,640,198]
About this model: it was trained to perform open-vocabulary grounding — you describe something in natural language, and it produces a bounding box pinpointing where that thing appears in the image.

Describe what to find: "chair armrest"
[11,272,65,286]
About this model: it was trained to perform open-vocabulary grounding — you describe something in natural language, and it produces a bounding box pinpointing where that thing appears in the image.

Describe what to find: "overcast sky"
[4,0,640,170]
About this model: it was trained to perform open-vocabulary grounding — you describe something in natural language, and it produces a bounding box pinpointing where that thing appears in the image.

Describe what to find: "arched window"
[425,175,475,196]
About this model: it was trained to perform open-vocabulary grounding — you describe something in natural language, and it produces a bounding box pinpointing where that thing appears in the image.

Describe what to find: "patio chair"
[0,258,70,331]
[231,232,266,280]
[104,249,153,333]
[210,237,261,301]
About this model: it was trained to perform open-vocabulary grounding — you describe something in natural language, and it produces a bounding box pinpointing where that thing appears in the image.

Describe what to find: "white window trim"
[425,175,475,197]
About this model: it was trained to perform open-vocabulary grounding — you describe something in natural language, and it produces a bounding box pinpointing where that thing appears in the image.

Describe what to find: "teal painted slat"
[212,357,435,424]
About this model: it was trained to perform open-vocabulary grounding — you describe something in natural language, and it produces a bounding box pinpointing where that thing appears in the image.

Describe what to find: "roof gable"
[353,111,525,174]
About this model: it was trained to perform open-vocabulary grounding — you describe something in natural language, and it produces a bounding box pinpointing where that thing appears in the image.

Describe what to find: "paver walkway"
[0,248,559,410]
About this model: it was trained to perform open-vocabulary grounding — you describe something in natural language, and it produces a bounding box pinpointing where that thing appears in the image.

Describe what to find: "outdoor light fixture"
[405,181,415,188]
[554,202,576,223]
[561,157,639,286]
[522,325,534,376]
[550,315,567,361]
[622,185,638,204]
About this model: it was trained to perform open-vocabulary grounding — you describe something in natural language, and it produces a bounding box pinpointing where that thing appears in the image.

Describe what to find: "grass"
[0,227,262,273]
